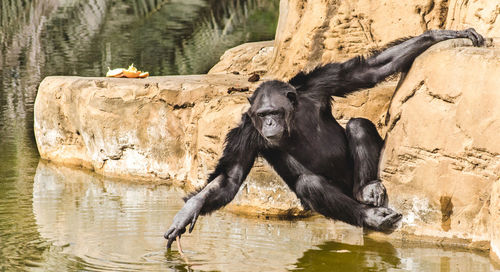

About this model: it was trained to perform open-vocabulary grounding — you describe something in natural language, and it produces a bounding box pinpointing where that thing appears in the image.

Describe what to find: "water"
[0,0,497,271]
[2,161,495,271]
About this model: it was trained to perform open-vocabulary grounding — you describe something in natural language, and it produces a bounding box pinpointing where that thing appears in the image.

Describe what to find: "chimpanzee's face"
[248,81,297,146]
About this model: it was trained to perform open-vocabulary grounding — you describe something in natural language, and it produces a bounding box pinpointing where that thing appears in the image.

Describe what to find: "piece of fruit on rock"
[123,64,141,78]
[106,68,125,77]
[106,64,149,78]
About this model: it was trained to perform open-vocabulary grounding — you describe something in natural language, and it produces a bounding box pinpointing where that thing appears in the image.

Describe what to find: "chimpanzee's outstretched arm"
[289,28,484,97]
[343,28,484,91]
[164,114,261,248]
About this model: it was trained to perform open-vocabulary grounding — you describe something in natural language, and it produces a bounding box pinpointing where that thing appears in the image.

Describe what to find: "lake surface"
[0,0,498,271]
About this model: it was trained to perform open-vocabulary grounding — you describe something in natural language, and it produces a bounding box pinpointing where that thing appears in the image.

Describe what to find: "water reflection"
[291,239,494,272]
[0,2,277,269]
[1,0,278,83]
[32,161,495,271]
[292,239,401,271]
[32,161,360,271]
[33,161,177,270]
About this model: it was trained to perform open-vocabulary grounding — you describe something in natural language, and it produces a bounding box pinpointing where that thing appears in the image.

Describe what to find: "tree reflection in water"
[0,1,278,270]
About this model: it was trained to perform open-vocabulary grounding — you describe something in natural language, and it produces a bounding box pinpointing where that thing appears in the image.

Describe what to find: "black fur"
[165,29,485,246]
[184,113,263,214]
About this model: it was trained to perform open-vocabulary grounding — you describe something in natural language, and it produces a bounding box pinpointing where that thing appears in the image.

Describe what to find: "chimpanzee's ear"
[286,91,297,106]
[247,96,254,104]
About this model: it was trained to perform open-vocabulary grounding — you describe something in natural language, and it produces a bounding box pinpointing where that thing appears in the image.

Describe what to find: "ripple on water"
[26,161,497,271]
[27,161,353,271]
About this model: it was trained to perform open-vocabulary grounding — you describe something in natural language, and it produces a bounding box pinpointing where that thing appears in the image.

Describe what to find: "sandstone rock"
[268,0,500,80]
[34,74,307,215]
[492,181,500,264]
[332,82,396,136]
[379,39,500,257]
[446,0,500,37]
[34,75,254,182]
[35,71,396,216]
[208,41,274,76]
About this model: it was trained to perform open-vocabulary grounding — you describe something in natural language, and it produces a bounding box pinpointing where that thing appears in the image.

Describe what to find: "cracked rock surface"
[379,39,500,256]
[268,0,500,80]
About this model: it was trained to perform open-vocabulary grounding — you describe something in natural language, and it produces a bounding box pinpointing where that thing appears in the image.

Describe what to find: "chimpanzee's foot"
[355,180,387,207]
[363,207,402,233]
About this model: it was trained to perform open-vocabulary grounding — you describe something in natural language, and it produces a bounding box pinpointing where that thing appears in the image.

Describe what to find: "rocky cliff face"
[268,0,500,79]
[208,41,274,76]
[378,39,500,256]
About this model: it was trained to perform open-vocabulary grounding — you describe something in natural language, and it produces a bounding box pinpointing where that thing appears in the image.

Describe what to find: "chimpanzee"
[165,28,485,248]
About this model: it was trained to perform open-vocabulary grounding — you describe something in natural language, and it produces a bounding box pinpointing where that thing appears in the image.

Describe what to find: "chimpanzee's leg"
[346,118,386,207]
[294,174,401,231]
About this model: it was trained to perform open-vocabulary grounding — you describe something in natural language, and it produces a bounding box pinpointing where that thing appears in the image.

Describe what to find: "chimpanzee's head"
[248,80,297,146]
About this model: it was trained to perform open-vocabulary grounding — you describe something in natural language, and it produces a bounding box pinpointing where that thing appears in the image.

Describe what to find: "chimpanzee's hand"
[363,207,402,233]
[164,197,203,249]
[460,28,485,47]
[355,181,387,207]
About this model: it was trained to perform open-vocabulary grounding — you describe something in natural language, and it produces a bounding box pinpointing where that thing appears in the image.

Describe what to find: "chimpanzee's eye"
[270,110,283,116]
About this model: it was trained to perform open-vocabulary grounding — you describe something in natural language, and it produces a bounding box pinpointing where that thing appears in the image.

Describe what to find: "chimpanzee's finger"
[167,230,178,249]
[469,28,485,46]
[382,212,403,228]
[164,226,175,240]
[469,32,479,46]
[189,212,199,233]
[379,193,385,207]
[475,31,485,46]
[377,189,385,207]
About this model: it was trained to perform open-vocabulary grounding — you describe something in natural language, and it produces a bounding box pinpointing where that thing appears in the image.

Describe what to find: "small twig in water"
[176,236,183,254]
[176,236,190,264]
